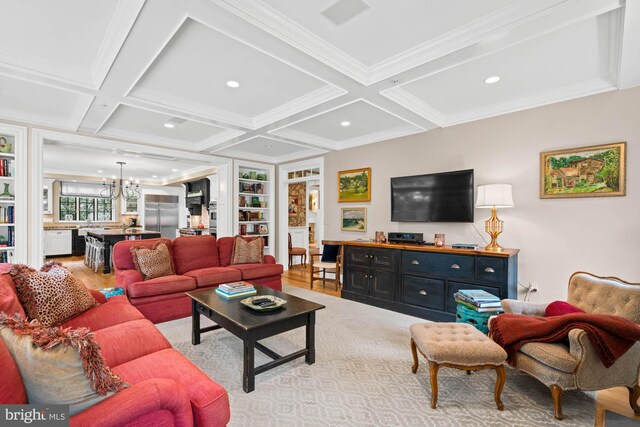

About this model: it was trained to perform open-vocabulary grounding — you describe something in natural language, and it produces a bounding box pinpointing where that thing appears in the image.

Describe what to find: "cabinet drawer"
[402,251,474,279]
[476,257,506,284]
[370,249,399,272]
[402,276,445,311]
[345,246,370,268]
[447,281,502,314]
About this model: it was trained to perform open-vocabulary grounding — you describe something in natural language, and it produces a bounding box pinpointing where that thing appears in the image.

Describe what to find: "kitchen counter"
[87,229,161,274]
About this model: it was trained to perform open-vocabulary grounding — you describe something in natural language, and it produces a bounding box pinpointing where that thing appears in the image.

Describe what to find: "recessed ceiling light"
[164,123,175,129]
[171,168,178,172]
[72,180,77,182]
[485,76,500,84]
[341,121,351,127]
[226,80,240,88]
[97,170,103,173]
[152,175,158,178]
[265,145,273,148]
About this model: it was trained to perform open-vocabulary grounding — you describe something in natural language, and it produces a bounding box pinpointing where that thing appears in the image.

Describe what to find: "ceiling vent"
[321,0,370,27]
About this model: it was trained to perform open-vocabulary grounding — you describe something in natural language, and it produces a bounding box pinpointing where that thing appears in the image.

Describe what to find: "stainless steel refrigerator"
[144,194,180,239]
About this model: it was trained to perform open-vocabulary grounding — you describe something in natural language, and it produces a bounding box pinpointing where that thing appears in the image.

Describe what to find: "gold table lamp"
[476,184,514,252]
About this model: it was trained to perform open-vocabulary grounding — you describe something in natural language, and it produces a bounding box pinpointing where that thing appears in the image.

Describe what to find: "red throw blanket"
[490,312,640,368]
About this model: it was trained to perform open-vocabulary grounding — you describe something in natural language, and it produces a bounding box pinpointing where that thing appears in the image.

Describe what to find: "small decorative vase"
[0,183,13,200]
[0,137,11,153]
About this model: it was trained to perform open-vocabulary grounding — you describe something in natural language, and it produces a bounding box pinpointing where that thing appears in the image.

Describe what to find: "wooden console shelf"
[341,241,519,322]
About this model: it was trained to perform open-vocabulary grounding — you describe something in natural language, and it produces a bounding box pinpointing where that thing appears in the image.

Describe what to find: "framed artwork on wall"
[338,167,371,202]
[341,207,366,232]
[288,182,306,226]
[540,142,626,199]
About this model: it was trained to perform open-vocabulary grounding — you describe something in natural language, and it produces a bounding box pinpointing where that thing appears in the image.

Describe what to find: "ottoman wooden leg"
[428,361,439,409]
[494,365,506,411]
[410,338,419,374]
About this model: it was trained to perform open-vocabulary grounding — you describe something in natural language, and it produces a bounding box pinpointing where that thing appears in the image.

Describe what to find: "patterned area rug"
[157,285,595,426]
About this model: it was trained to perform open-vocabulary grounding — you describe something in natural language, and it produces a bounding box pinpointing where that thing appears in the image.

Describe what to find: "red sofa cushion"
[216,237,234,267]
[113,238,173,271]
[0,338,27,404]
[127,275,196,299]
[229,263,284,280]
[93,319,171,367]
[0,274,25,318]
[183,267,242,288]
[112,349,230,427]
[61,296,145,331]
[172,236,220,274]
[128,293,192,325]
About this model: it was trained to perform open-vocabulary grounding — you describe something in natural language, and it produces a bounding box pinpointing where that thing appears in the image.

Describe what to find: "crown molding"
[217,0,592,86]
[379,88,447,127]
[253,85,347,128]
[216,0,370,85]
[89,0,145,88]
[453,78,615,126]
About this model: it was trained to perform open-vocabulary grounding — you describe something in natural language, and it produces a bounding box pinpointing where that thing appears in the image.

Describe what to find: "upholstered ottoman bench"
[410,322,508,410]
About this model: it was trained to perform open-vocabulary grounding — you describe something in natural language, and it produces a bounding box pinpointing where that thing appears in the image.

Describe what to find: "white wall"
[324,87,640,303]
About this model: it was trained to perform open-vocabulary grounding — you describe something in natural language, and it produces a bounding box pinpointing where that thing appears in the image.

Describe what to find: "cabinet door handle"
[418,290,427,296]
[484,267,495,273]
[451,264,460,269]
[411,260,419,265]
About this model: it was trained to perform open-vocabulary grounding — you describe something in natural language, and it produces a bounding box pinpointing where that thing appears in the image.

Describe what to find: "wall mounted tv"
[391,169,474,222]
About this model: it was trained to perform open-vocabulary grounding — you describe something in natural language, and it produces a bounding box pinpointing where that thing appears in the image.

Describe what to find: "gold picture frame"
[338,167,371,203]
[341,207,366,232]
[540,142,626,199]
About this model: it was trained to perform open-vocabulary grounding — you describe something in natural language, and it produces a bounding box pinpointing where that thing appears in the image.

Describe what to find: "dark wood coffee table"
[186,285,325,393]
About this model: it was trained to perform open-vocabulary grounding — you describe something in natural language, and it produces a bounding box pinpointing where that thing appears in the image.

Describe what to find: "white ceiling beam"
[618,0,640,89]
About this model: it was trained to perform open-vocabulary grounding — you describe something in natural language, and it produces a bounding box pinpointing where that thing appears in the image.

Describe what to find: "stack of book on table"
[454,289,503,313]
[216,282,257,299]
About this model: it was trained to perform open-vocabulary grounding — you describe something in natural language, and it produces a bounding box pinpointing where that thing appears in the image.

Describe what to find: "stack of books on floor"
[454,289,503,313]
[216,282,257,299]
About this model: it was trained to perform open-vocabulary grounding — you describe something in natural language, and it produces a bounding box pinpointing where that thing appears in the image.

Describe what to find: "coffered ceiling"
[1,0,639,164]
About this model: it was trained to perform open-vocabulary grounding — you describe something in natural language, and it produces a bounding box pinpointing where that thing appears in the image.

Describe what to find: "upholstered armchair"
[500,272,640,420]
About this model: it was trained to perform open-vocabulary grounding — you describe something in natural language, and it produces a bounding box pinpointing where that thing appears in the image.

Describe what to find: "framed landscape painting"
[338,167,371,202]
[341,207,366,232]
[540,142,626,199]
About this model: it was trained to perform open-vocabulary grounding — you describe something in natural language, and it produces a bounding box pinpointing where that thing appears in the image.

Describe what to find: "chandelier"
[101,162,141,200]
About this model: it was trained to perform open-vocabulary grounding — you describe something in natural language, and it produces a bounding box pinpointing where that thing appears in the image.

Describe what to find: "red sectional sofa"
[0,271,230,427]
[113,235,283,323]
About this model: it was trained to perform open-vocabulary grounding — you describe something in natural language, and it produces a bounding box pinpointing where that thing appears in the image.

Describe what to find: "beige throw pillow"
[130,242,175,280]
[0,313,128,415]
[231,236,264,264]
[10,263,97,327]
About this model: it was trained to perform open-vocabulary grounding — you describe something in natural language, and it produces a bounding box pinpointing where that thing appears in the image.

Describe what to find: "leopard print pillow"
[10,262,98,327]
[231,236,264,264]
[130,242,175,281]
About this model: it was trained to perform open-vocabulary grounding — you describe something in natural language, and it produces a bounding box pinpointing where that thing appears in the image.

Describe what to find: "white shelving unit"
[233,160,275,256]
[0,123,26,264]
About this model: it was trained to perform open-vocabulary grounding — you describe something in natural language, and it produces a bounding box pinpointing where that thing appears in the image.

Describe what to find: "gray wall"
[323,87,640,302]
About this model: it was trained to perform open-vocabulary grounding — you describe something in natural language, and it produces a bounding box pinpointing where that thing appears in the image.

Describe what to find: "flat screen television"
[391,169,474,222]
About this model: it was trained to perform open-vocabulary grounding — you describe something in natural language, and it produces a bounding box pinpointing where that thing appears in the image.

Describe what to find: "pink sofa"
[113,235,283,323]
[0,270,230,427]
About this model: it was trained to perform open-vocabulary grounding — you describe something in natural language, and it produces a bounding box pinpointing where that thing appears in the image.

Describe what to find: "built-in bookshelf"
[234,160,274,256]
[0,124,26,264]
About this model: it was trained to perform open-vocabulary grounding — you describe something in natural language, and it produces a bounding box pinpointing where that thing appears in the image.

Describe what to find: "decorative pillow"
[0,313,128,415]
[130,242,175,280]
[10,263,97,327]
[545,301,586,317]
[231,236,264,265]
[321,244,340,263]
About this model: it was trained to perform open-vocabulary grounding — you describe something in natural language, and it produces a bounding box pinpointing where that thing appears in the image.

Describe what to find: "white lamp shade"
[476,184,514,208]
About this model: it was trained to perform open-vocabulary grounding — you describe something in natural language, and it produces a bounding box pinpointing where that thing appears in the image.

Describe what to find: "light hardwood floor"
[52,256,636,425]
